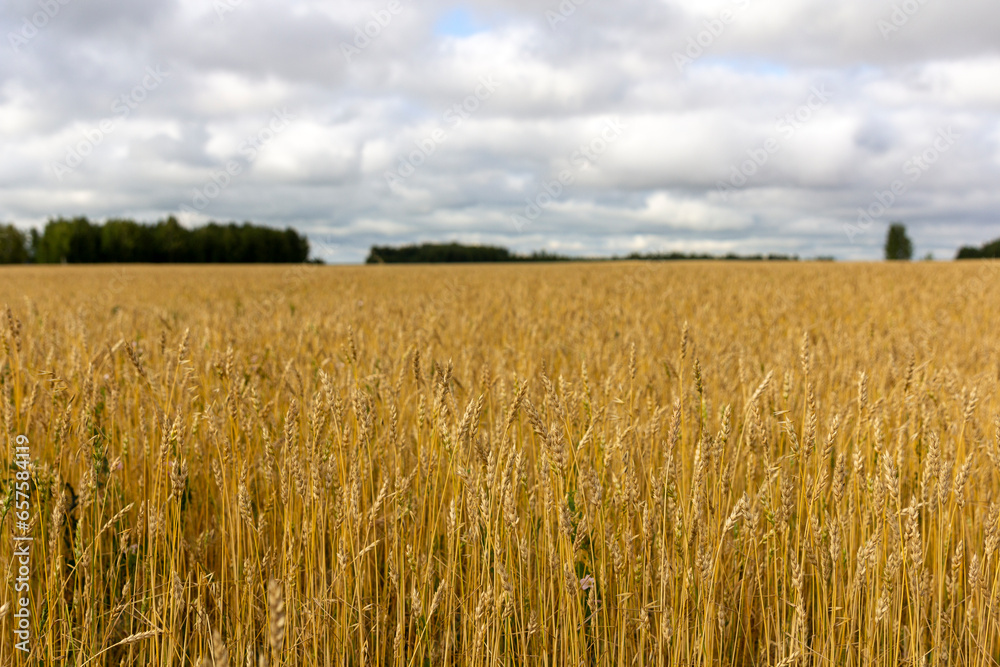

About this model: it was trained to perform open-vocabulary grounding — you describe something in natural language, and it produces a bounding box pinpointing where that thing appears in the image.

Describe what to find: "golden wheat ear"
[267,579,286,658]
[199,628,227,667]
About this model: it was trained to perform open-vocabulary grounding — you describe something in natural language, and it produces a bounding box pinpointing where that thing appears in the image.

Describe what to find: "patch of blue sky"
[434,7,487,38]
[694,56,792,76]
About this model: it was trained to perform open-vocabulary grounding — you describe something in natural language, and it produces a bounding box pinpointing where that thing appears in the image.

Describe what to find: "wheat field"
[1,261,999,666]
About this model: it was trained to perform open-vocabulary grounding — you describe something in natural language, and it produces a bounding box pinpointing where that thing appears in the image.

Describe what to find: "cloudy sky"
[2,0,998,261]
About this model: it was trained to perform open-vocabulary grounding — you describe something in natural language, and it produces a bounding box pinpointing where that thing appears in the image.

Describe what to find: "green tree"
[35,217,99,263]
[0,224,29,263]
[885,222,913,261]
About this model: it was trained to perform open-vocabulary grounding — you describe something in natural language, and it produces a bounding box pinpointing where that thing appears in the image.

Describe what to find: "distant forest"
[956,238,1000,259]
[1,221,996,265]
[0,217,309,263]
[366,243,570,263]
[366,242,801,264]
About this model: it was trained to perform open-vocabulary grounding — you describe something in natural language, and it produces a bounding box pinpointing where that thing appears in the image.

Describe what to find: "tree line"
[624,251,800,261]
[0,217,310,263]
[366,242,801,263]
[366,243,572,263]
[956,238,1000,259]
[371,230,1000,264]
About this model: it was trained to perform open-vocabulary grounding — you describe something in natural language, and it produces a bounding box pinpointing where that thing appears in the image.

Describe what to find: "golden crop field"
[1,261,1000,666]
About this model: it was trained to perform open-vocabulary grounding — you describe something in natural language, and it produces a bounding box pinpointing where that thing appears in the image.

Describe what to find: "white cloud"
[0,0,998,259]
[634,191,751,230]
